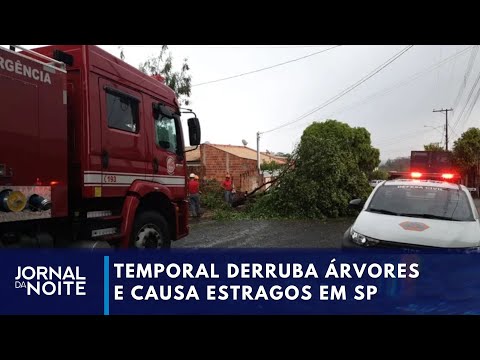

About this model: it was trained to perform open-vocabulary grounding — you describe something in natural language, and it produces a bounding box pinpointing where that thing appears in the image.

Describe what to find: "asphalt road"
[173,218,354,248]
[174,199,480,249]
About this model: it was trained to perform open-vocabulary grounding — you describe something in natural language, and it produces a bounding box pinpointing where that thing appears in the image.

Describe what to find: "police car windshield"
[367,184,474,222]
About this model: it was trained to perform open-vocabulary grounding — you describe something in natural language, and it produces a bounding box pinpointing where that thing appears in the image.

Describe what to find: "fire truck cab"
[0,45,201,249]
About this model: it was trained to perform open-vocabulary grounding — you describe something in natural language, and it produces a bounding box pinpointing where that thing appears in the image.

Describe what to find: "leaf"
[424,143,444,151]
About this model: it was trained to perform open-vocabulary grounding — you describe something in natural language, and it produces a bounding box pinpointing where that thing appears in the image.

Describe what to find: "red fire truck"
[0,45,201,249]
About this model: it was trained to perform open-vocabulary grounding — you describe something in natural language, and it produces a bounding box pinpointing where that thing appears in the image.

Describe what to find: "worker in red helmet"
[221,173,234,205]
[188,173,201,217]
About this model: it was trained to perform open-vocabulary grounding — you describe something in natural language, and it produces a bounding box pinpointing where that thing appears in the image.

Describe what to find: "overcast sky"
[15,45,480,161]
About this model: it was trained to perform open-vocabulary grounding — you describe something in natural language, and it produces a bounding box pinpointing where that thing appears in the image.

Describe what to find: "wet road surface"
[174,199,480,249]
[173,218,354,248]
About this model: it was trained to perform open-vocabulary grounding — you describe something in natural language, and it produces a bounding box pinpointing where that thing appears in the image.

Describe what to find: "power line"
[326,46,473,119]
[375,126,449,150]
[436,46,443,103]
[452,66,480,132]
[439,126,445,148]
[459,79,480,131]
[448,123,460,140]
[261,45,414,135]
[453,87,480,142]
[191,45,342,87]
[263,45,414,134]
[446,46,459,103]
[452,46,479,110]
[452,71,480,131]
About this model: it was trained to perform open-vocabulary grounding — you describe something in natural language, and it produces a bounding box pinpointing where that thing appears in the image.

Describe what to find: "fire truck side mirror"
[188,117,201,146]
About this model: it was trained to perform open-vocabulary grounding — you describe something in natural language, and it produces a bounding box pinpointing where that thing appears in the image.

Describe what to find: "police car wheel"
[131,211,171,249]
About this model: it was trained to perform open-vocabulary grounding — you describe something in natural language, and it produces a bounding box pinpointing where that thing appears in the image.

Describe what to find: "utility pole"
[256,131,261,173]
[433,108,453,151]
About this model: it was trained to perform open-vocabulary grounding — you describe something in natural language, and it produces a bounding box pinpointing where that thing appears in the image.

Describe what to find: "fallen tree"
[244,120,378,218]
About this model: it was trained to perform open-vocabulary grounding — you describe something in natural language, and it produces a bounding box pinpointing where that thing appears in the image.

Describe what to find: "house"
[186,144,287,193]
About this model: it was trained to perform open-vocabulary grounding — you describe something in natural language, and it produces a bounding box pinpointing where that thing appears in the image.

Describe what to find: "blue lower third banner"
[1,249,480,315]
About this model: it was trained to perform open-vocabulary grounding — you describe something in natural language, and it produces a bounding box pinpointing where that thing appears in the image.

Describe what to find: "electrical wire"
[458,79,480,131]
[326,46,473,119]
[448,123,460,141]
[451,67,480,132]
[191,45,342,87]
[439,126,446,148]
[452,46,479,110]
[446,46,459,103]
[261,45,414,135]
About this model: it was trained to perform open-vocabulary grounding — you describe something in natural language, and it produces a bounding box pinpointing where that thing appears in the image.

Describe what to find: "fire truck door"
[98,78,147,193]
[148,100,186,195]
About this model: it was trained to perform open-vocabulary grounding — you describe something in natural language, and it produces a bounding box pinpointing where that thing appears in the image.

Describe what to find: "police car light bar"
[388,171,460,182]
[409,172,459,180]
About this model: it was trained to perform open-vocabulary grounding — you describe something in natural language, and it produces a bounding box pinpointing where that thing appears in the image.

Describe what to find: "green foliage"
[379,157,410,172]
[138,45,192,106]
[453,128,480,173]
[249,120,377,219]
[212,208,252,221]
[370,168,389,180]
[199,179,225,210]
[424,143,444,151]
[260,160,284,172]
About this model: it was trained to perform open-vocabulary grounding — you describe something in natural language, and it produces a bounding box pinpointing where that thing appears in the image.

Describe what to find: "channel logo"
[15,266,87,296]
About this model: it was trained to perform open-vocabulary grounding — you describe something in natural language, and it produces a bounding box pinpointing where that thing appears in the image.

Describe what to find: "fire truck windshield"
[366,185,474,222]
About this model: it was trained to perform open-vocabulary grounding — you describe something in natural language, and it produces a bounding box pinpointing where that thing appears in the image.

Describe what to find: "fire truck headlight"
[0,189,27,212]
[28,194,52,211]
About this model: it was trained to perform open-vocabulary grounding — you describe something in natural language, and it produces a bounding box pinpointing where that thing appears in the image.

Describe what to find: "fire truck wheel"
[131,211,171,249]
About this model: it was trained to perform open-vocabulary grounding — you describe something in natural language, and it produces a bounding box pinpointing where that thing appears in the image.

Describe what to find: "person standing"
[221,174,234,205]
[188,173,201,217]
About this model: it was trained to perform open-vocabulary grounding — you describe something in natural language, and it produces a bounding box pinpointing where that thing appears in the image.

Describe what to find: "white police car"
[369,179,383,188]
[343,173,480,250]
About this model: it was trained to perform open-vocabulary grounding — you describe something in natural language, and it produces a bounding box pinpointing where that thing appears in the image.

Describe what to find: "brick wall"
[200,144,262,192]
[186,163,201,178]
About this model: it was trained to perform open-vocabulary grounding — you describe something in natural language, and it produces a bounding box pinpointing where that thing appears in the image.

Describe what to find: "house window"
[106,89,139,133]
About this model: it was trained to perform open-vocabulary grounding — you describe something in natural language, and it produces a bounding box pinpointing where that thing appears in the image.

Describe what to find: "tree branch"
[245,159,296,198]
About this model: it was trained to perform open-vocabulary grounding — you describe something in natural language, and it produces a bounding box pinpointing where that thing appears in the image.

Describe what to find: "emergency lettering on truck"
[0,45,201,249]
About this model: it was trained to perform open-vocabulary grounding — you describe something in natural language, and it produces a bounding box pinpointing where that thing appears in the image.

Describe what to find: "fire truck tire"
[130,211,171,249]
